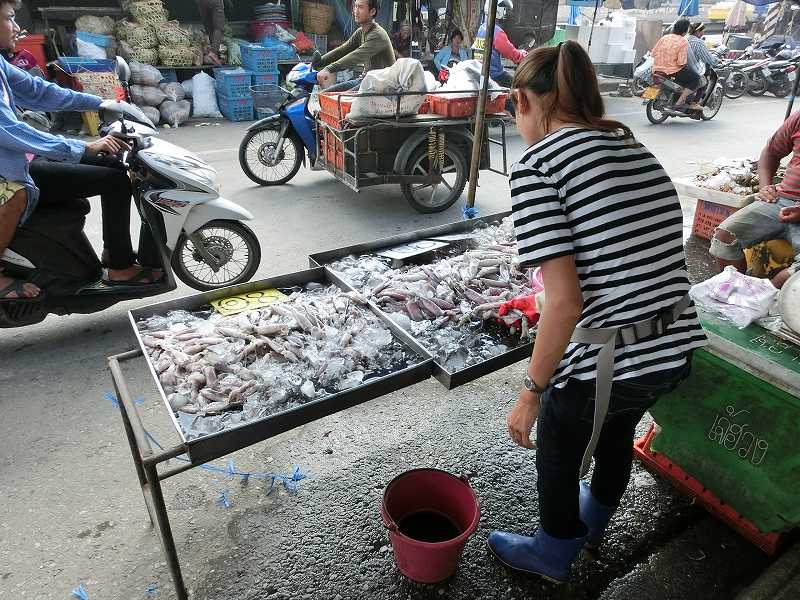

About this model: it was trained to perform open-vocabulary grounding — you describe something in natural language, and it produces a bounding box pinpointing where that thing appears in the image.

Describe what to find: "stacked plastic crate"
[214,68,255,122]
[241,43,284,119]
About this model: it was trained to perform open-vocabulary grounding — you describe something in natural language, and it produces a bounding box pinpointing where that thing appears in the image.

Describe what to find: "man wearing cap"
[687,22,717,102]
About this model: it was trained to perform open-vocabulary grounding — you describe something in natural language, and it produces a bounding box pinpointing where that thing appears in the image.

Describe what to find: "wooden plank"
[673,177,755,209]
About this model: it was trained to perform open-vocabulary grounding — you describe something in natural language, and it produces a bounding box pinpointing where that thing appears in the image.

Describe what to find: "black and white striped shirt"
[511,127,707,387]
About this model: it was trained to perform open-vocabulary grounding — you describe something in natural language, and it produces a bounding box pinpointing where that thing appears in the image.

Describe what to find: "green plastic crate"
[649,348,800,533]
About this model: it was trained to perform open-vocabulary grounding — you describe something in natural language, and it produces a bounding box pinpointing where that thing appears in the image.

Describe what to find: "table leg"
[144,462,188,600]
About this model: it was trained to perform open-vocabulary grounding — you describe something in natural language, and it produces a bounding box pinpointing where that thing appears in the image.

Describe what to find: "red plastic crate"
[319,92,353,127]
[692,200,737,240]
[427,93,508,118]
[319,129,344,170]
[634,423,782,555]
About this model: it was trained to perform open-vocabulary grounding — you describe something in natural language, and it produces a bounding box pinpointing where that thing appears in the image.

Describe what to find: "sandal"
[102,266,165,287]
[0,278,43,303]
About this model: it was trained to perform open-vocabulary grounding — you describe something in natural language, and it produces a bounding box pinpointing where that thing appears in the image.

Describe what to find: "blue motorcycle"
[238,57,510,213]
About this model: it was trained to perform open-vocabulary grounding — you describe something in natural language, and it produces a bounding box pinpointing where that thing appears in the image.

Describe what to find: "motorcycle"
[238,57,321,186]
[0,101,261,328]
[643,65,724,124]
[725,53,800,98]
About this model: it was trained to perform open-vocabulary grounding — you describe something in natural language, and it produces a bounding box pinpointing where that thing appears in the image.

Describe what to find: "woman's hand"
[506,389,540,449]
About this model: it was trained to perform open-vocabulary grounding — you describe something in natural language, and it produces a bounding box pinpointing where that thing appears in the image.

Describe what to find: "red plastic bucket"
[381,469,480,583]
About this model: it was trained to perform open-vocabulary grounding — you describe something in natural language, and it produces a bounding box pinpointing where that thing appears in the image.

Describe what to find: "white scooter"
[0,101,261,327]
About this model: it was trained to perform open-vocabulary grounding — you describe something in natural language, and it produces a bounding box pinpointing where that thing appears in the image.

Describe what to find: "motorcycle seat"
[769,61,791,69]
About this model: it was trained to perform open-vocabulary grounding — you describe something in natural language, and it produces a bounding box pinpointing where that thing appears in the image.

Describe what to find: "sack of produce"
[350,58,426,118]
[76,37,107,60]
[160,99,191,127]
[156,20,193,46]
[140,104,162,126]
[75,15,114,35]
[190,72,222,118]
[159,81,186,102]
[157,45,196,67]
[115,18,134,41]
[129,61,163,86]
[129,0,169,26]
[130,84,167,107]
[120,40,159,64]
[127,25,158,49]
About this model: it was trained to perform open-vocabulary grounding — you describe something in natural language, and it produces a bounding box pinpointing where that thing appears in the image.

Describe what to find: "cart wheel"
[646,100,669,125]
[401,144,467,213]
[171,220,261,291]
[239,127,302,186]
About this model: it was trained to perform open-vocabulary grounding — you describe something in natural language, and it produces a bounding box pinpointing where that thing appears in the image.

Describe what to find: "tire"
[724,71,747,99]
[646,100,669,124]
[747,74,768,96]
[238,127,303,186]
[701,87,724,121]
[631,78,648,96]
[171,220,261,291]
[772,80,792,98]
[401,143,468,213]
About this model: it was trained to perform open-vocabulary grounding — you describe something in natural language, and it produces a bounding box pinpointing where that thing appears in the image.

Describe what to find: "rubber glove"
[497,295,540,329]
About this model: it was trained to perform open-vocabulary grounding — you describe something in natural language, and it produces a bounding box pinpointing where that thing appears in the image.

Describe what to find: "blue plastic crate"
[253,71,279,87]
[240,43,278,74]
[217,94,254,122]
[214,68,253,99]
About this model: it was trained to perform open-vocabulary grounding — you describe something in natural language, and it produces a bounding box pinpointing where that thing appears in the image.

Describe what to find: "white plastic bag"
[689,266,779,328]
[77,38,107,59]
[437,59,502,98]
[190,72,222,118]
[349,58,427,119]
[140,105,161,126]
[180,79,193,98]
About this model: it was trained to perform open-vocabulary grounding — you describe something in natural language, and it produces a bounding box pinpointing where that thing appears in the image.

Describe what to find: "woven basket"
[74,71,123,100]
[157,21,193,46]
[128,46,159,65]
[127,25,158,49]
[130,0,169,26]
[302,1,335,34]
[158,45,195,67]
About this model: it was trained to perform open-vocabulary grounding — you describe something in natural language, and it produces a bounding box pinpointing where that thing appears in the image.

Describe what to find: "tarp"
[568,5,581,24]
[678,0,700,17]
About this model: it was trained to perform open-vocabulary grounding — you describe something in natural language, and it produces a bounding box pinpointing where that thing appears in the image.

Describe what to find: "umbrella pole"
[588,0,601,49]
[465,0,498,217]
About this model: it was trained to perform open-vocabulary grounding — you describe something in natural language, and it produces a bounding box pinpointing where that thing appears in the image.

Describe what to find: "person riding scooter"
[687,22,717,102]
[313,0,395,91]
[650,19,701,111]
[0,0,160,303]
[471,0,526,89]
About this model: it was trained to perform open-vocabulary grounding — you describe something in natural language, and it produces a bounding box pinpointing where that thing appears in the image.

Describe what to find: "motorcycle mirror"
[115,56,131,84]
[99,99,155,129]
[311,50,322,69]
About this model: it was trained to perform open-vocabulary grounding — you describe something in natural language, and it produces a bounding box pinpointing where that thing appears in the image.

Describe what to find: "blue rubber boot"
[486,527,588,584]
[579,481,618,549]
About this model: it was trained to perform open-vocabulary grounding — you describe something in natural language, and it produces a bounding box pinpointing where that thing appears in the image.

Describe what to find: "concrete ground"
[0,93,793,599]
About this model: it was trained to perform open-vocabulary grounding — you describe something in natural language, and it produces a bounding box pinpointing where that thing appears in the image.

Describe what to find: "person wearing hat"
[687,21,717,102]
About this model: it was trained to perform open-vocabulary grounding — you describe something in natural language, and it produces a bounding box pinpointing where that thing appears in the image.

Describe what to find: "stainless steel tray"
[308,213,534,389]
[129,267,433,464]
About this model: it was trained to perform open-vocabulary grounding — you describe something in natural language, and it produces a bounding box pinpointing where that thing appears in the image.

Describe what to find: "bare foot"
[105,265,164,284]
[0,275,40,299]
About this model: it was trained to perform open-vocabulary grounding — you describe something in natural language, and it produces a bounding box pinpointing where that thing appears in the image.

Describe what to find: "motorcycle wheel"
[171,220,261,291]
[724,71,747,99]
[701,87,724,121]
[630,78,648,96]
[747,74,768,96]
[401,143,467,213]
[239,127,303,186]
[772,80,792,98]
[646,100,669,124]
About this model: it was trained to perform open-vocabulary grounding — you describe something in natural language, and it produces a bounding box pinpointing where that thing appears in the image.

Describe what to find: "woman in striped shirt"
[487,42,707,583]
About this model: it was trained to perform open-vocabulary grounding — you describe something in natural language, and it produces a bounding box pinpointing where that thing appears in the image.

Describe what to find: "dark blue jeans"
[535,356,693,539]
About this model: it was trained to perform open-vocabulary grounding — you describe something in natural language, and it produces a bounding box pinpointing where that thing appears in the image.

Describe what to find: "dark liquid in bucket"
[398,511,462,543]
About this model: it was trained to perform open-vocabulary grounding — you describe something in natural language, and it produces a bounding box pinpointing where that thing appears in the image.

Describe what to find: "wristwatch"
[523,375,547,394]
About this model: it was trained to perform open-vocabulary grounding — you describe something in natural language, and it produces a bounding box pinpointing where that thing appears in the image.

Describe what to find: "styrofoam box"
[623,48,636,63]
[607,27,627,44]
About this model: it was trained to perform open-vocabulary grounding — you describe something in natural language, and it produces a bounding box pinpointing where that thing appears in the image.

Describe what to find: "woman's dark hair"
[366,0,379,13]
[1,0,21,8]
[672,19,690,35]
[449,29,463,42]
[512,41,633,139]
